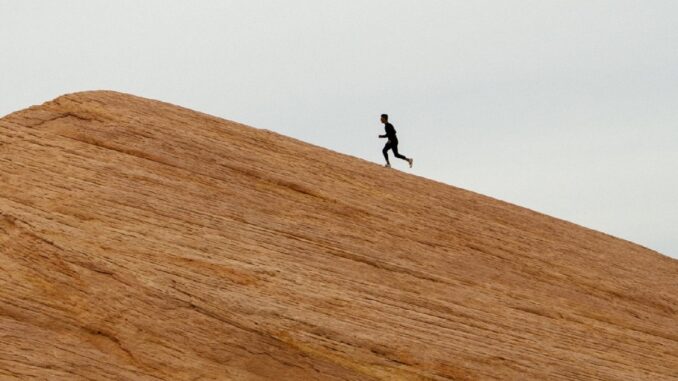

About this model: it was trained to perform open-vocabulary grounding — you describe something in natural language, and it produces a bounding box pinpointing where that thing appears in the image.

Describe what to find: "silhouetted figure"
[379,114,413,168]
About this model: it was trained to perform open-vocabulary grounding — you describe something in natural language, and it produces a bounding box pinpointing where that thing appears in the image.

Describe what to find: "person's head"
[380,114,388,124]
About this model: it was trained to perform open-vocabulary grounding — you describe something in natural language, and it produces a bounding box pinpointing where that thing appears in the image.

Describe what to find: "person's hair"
[381,114,388,120]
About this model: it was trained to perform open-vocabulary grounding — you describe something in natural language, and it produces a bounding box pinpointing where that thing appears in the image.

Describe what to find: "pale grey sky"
[1,1,676,257]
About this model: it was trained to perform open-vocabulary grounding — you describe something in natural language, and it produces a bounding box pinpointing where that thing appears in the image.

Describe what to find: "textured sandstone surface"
[1,91,677,380]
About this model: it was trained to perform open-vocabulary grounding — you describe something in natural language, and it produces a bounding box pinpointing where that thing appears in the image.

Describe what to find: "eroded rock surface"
[1,91,677,380]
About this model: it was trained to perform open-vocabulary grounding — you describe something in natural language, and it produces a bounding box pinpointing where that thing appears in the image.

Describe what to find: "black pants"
[383,139,407,163]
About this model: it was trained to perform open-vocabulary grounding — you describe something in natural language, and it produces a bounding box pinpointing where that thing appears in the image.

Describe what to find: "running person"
[379,114,413,168]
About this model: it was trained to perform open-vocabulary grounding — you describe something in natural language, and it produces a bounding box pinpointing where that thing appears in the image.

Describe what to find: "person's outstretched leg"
[392,144,413,168]
[382,143,391,167]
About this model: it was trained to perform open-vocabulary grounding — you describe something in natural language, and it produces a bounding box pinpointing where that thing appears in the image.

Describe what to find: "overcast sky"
[1,1,676,258]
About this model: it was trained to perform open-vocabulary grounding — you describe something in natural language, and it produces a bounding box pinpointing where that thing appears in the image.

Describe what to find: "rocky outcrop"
[1,91,676,380]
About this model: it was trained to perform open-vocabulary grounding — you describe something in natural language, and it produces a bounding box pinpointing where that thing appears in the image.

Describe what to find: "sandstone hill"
[1,91,677,380]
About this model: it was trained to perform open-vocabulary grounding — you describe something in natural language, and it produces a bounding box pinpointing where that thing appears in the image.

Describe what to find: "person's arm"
[379,124,389,138]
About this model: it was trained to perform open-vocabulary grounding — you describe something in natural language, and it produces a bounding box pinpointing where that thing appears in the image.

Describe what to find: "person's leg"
[392,142,413,168]
[392,143,409,161]
[382,142,392,166]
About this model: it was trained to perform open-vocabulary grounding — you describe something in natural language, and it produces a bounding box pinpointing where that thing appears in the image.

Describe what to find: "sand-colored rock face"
[1,91,677,380]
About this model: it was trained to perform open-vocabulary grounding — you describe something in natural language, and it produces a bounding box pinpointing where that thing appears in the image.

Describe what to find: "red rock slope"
[1,91,677,380]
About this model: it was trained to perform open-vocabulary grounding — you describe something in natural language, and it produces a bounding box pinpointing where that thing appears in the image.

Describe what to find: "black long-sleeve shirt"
[383,123,397,141]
